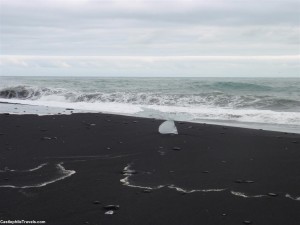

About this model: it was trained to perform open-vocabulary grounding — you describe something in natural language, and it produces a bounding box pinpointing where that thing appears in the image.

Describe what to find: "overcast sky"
[0,0,299,77]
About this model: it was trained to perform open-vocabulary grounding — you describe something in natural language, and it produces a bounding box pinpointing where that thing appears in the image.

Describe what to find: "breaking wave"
[1,85,300,111]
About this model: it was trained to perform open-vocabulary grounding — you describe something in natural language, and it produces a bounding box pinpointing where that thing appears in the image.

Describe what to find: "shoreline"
[0,101,299,134]
[0,112,299,225]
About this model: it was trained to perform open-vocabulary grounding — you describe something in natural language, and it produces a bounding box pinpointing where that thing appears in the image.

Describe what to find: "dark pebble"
[243,221,252,224]
[172,147,181,151]
[235,179,243,183]
[103,205,120,210]
[292,141,298,144]
[93,201,100,204]
[202,171,209,173]
[0,133,4,135]
[4,113,9,116]
[3,178,9,181]
[65,108,74,110]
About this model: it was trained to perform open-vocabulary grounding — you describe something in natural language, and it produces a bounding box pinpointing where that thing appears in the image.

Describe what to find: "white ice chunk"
[159,120,178,134]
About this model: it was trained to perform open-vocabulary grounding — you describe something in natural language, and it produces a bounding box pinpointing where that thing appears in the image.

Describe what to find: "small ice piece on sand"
[159,120,178,134]
[105,210,114,215]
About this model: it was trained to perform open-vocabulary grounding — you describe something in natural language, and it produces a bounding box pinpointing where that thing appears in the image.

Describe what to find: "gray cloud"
[0,0,299,76]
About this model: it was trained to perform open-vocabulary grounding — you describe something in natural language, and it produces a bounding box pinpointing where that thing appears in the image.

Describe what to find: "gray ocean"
[0,76,300,133]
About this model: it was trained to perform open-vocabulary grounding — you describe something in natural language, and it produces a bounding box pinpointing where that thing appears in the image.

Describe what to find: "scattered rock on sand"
[105,210,114,215]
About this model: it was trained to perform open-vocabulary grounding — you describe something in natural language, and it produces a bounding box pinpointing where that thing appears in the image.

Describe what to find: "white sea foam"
[0,163,48,172]
[120,164,225,193]
[230,191,266,198]
[285,194,300,201]
[168,185,225,193]
[0,163,75,188]
[0,98,142,115]
[1,97,300,134]
[120,164,300,200]
[120,164,164,190]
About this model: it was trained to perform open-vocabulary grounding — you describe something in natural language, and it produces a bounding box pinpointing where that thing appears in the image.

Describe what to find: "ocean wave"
[212,82,273,91]
[1,85,299,111]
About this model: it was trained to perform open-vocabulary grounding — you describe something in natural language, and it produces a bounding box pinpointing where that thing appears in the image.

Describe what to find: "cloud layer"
[0,0,299,76]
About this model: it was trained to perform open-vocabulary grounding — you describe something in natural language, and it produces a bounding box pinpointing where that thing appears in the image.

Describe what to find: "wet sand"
[0,113,299,225]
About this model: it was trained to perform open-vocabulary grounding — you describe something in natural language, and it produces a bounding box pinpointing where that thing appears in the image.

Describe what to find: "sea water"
[0,76,299,133]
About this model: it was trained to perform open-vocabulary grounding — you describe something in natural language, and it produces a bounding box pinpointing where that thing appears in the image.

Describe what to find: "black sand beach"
[0,112,299,225]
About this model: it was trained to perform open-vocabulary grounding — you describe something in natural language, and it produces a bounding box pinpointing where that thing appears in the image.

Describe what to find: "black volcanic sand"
[0,113,299,225]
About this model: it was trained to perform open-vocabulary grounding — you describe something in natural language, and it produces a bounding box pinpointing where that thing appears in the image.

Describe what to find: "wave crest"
[1,85,300,111]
